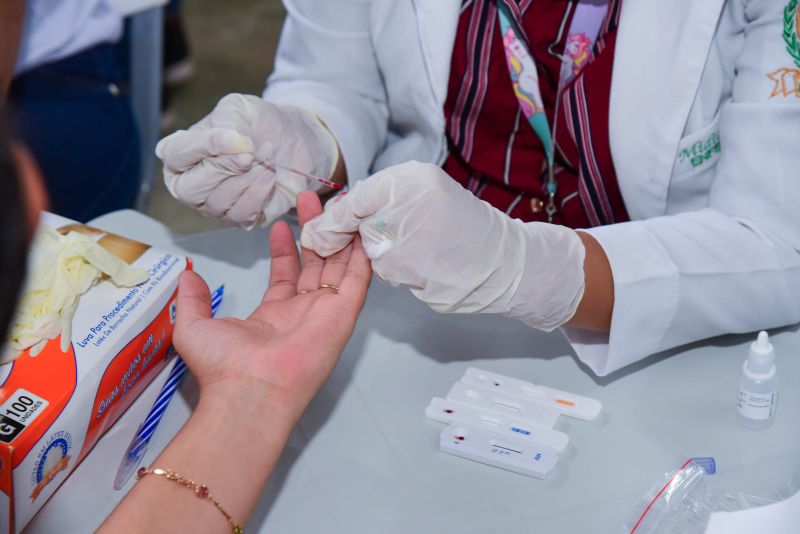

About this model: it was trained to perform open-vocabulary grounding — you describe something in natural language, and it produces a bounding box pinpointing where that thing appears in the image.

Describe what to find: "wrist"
[128,377,298,530]
[290,106,341,181]
[565,231,613,331]
[503,223,586,331]
[195,378,300,439]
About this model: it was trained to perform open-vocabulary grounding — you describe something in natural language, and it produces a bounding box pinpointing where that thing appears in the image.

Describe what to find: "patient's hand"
[173,191,372,423]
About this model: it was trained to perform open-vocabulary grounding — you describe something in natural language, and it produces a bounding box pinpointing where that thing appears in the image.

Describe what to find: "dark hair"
[0,113,30,345]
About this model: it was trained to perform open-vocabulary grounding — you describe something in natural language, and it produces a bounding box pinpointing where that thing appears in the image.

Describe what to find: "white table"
[27,210,800,533]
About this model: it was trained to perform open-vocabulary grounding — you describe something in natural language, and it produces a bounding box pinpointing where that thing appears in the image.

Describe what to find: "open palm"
[173,191,371,418]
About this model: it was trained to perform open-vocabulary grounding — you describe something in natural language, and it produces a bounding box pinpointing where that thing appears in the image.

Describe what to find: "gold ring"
[319,284,339,293]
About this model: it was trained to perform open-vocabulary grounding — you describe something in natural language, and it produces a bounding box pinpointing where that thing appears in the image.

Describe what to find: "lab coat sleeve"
[563,0,800,376]
[262,0,389,183]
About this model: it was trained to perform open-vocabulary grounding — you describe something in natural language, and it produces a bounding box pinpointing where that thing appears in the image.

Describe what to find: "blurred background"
[147,0,286,233]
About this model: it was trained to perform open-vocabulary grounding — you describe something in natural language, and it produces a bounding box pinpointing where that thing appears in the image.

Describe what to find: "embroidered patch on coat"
[769,0,800,98]
[677,131,721,170]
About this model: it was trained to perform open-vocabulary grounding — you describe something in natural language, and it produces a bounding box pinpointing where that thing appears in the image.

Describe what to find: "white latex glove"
[5,226,148,363]
[300,162,586,330]
[156,93,339,229]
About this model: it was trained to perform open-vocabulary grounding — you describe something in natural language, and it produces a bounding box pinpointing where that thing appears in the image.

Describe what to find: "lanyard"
[496,0,608,220]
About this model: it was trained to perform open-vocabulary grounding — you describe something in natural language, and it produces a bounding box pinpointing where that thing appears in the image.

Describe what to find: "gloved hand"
[156,93,339,229]
[300,162,586,330]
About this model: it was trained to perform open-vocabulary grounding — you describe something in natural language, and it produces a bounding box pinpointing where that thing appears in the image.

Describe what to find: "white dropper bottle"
[736,331,778,429]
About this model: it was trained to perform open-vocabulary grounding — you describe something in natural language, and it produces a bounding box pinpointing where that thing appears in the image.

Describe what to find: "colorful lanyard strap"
[496,0,609,220]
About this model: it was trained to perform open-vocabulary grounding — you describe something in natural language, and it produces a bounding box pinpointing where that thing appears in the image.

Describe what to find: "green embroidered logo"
[678,131,721,168]
[770,0,800,97]
[785,0,800,69]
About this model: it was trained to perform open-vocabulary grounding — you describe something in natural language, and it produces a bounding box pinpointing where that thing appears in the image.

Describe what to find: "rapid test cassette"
[460,367,602,420]
[439,424,558,479]
[425,397,569,453]
[426,367,603,479]
[446,382,562,428]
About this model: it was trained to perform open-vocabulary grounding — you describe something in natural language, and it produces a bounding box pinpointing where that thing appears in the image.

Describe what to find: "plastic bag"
[622,458,794,534]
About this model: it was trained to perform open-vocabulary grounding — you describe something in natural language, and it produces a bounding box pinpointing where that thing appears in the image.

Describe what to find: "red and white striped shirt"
[442,0,629,228]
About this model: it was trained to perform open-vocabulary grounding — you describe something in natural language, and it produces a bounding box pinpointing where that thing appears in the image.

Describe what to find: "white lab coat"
[15,0,122,75]
[264,0,800,376]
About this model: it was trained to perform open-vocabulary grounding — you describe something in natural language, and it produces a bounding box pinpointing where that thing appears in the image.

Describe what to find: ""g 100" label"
[0,388,49,444]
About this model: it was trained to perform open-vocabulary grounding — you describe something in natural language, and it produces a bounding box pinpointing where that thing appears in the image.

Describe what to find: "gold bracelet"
[137,467,243,534]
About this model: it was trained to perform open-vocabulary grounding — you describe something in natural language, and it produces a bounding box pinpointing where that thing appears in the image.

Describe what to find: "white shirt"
[14,0,123,76]
[263,0,800,376]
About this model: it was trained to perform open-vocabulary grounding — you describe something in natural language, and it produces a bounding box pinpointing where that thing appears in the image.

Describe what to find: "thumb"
[175,271,212,329]
[300,172,392,257]
[156,128,254,172]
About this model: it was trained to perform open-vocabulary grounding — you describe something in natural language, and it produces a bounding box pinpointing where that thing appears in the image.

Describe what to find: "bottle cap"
[746,331,775,374]
[690,457,716,475]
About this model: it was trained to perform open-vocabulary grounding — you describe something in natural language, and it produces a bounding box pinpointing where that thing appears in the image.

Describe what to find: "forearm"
[0,0,25,100]
[566,232,613,332]
[101,384,296,533]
